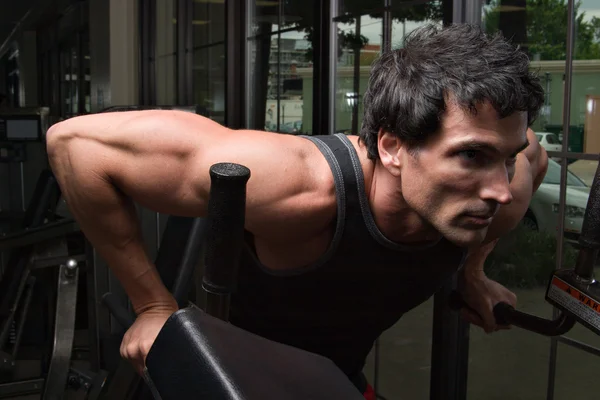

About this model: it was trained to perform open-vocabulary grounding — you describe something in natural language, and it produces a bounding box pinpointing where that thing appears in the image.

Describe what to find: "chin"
[441,227,488,248]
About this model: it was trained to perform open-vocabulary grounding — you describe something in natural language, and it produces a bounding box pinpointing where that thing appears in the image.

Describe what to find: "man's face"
[391,101,529,247]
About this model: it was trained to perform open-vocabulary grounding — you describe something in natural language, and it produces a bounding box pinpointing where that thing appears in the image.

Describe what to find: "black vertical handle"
[575,160,600,279]
[202,162,251,320]
[579,161,600,249]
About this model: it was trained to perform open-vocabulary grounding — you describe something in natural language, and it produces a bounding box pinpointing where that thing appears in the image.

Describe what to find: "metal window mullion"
[328,0,338,135]
[557,336,600,357]
[177,0,187,105]
[137,0,145,104]
[276,3,282,132]
[312,0,334,135]
[244,0,253,128]
[383,0,392,53]
[77,31,85,114]
[547,0,577,399]
[185,0,193,105]
[149,0,157,104]
[226,0,246,128]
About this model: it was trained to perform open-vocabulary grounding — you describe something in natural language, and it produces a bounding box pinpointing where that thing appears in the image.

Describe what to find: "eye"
[458,150,479,162]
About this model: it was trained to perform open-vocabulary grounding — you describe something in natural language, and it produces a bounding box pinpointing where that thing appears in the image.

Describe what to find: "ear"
[377,129,402,176]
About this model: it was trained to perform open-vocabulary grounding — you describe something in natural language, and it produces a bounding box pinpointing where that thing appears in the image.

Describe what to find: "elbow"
[46,121,74,171]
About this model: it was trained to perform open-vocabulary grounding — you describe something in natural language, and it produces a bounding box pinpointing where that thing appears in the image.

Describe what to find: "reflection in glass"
[554,339,599,400]
[367,300,433,399]
[334,14,383,135]
[155,0,177,105]
[337,0,384,17]
[466,2,571,396]
[247,0,314,134]
[569,0,600,154]
[192,0,226,122]
[483,0,567,135]
[390,1,446,49]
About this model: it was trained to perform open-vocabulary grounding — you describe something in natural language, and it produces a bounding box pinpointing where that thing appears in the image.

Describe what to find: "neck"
[367,162,441,245]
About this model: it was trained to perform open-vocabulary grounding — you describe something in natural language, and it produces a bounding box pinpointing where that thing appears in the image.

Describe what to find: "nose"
[480,167,513,205]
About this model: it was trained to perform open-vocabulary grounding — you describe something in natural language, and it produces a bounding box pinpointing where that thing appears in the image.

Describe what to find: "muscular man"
[46,24,547,397]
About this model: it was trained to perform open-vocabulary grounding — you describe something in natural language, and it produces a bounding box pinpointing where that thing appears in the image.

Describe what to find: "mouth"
[462,212,496,227]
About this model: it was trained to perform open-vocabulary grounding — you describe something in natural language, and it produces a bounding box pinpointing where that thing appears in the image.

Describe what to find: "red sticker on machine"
[550,276,600,314]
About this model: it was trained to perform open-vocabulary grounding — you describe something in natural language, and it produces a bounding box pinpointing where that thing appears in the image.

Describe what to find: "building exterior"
[0,1,599,399]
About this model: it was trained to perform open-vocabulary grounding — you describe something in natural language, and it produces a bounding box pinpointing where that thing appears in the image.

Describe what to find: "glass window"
[474,1,600,399]
[334,13,383,135]
[554,338,600,400]
[192,0,226,123]
[472,0,565,397]
[546,133,560,144]
[60,43,78,117]
[543,158,587,187]
[247,0,313,134]
[367,301,433,399]
[57,33,89,118]
[338,0,383,16]
[155,0,177,105]
[6,54,19,108]
[568,0,600,155]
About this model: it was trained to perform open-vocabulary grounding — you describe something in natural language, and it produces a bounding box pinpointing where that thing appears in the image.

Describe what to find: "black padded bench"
[145,306,364,400]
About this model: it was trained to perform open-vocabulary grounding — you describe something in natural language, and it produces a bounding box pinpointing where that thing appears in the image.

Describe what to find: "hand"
[459,273,517,333]
[120,305,177,374]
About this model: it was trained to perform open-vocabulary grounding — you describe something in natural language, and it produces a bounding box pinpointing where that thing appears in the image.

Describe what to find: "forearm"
[463,238,498,279]
[47,132,176,314]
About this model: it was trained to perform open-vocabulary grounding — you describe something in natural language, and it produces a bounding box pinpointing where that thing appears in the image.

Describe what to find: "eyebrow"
[454,139,529,156]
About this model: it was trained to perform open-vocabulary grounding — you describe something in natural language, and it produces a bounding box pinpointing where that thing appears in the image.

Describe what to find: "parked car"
[523,158,589,245]
[535,132,563,160]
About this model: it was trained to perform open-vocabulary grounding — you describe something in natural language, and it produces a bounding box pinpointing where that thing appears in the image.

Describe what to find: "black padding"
[145,306,365,400]
[154,217,196,297]
[580,160,600,249]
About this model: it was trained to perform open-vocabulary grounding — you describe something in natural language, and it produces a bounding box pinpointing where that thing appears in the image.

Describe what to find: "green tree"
[483,0,600,60]
[279,0,446,61]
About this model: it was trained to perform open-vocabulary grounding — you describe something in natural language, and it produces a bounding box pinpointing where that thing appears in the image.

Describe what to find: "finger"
[482,312,497,333]
[460,308,484,327]
[508,293,518,308]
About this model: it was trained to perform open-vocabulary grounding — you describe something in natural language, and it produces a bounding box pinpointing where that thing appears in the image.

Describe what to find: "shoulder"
[238,133,339,242]
[523,128,549,192]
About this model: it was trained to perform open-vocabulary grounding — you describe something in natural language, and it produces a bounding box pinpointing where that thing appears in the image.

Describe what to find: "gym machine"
[0,174,108,399]
[102,162,364,400]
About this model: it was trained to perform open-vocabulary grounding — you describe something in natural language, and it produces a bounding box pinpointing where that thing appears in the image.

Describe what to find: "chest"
[250,229,334,270]
[237,239,465,331]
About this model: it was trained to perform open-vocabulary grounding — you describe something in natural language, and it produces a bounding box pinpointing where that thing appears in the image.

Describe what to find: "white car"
[535,132,563,158]
[523,159,589,245]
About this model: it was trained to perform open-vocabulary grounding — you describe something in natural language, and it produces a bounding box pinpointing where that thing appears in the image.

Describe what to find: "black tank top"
[229,133,466,383]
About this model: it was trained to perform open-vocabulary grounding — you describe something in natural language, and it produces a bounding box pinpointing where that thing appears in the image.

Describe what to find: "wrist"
[463,266,486,282]
[134,297,178,316]
[462,257,487,282]
[123,266,178,315]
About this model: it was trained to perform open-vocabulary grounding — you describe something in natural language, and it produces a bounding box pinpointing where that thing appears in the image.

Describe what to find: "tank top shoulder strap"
[301,134,367,233]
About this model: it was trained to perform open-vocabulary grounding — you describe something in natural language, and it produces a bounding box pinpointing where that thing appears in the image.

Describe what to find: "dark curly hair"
[359,23,545,160]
